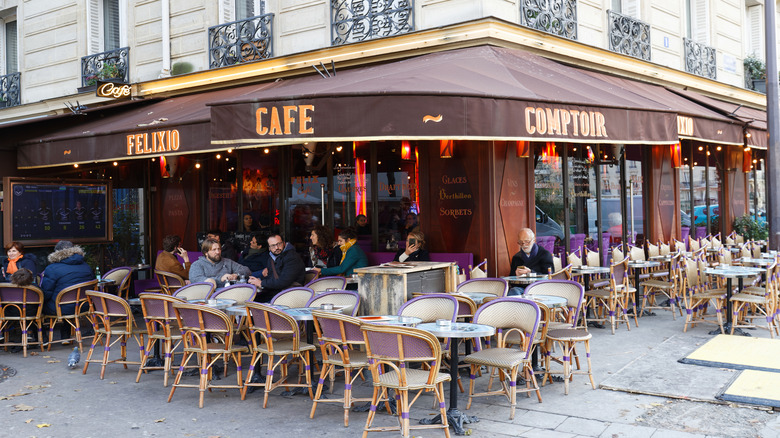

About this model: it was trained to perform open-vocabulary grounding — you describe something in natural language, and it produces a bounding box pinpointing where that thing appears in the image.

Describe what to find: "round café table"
[417,322,495,436]
[704,265,762,336]
[503,274,548,286]
[357,315,422,326]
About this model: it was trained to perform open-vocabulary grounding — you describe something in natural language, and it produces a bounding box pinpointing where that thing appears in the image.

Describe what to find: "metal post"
[320,183,325,226]
[766,0,780,250]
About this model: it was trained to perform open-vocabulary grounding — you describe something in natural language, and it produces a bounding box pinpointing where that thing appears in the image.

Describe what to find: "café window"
[206,151,239,232]
[684,143,721,239]
[242,147,279,233]
[748,150,766,226]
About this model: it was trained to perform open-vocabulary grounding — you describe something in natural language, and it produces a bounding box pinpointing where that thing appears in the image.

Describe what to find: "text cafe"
[9,46,764,277]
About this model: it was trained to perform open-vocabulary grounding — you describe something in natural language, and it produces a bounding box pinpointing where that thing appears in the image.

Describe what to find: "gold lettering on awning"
[256,104,315,136]
[524,106,608,138]
[677,116,694,136]
[126,129,180,156]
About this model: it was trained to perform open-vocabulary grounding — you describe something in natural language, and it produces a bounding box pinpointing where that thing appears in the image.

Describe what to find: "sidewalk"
[0,311,778,438]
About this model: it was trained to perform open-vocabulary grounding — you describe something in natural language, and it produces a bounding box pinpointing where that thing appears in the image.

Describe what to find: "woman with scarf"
[311,227,367,278]
[309,225,341,268]
[3,242,37,282]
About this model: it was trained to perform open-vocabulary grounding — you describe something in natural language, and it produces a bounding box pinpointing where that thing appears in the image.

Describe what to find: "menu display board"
[3,177,112,246]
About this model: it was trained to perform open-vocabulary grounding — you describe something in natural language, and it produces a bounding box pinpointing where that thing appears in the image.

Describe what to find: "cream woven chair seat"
[375,368,451,389]
[253,339,315,356]
[546,328,591,342]
[321,349,368,367]
[463,347,528,368]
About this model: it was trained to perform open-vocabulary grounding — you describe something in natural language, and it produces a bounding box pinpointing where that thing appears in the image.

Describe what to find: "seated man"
[508,228,554,296]
[190,238,251,288]
[239,232,268,273]
[156,234,191,281]
[248,233,305,302]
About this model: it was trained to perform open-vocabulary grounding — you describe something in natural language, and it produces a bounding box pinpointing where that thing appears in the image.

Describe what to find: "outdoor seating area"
[3,235,779,436]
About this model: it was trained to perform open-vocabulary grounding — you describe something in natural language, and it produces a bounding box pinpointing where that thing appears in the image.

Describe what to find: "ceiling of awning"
[209,45,680,145]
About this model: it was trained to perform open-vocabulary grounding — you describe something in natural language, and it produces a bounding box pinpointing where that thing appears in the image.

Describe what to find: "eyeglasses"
[517,240,533,245]
[269,242,284,249]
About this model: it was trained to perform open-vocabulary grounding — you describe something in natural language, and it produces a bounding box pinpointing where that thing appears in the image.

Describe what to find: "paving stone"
[519,427,577,438]
[556,416,609,437]
[515,410,569,429]
[650,429,707,438]
[599,422,657,438]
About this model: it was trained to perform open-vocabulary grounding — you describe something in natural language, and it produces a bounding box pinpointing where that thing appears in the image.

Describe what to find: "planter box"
[752,79,766,94]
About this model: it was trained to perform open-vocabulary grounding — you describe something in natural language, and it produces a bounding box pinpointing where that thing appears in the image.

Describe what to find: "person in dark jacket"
[3,241,37,282]
[240,232,268,273]
[40,241,95,316]
[393,230,430,262]
[312,227,368,278]
[309,225,341,268]
[508,228,555,296]
[248,233,305,302]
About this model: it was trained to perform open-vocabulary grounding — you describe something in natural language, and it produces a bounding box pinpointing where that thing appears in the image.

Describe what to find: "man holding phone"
[156,235,191,280]
[393,231,430,262]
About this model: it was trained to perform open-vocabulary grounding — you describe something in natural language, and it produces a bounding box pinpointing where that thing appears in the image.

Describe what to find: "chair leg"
[467,364,476,410]
[438,382,451,438]
[263,354,277,409]
[584,339,596,390]
[362,386,381,438]
[310,362,330,419]
[509,367,518,419]
[562,341,571,395]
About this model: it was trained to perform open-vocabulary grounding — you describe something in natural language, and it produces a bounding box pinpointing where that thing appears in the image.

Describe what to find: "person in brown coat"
[155,235,191,280]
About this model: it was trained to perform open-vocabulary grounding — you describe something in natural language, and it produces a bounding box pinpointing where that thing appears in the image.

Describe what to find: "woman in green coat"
[311,227,368,278]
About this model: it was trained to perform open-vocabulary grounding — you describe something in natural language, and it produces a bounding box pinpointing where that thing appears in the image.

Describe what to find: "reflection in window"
[206,151,238,232]
[242,148,279,233]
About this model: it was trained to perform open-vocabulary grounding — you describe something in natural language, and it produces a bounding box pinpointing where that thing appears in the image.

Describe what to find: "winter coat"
[41,246,95,315]
[3,254,38,281]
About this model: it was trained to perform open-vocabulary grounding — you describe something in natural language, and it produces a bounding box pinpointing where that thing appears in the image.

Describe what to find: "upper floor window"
[745,2,764,58]
[686,0,710,45]
[88,0,125,54]
[611,0,640,19]
[4,19,16,74]
[222,0,264,22]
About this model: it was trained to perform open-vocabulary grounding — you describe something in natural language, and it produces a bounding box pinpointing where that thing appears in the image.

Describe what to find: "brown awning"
[17,84,270,169]
[577,70,744,145]
[668,88,767,149]
[210,46,679,145]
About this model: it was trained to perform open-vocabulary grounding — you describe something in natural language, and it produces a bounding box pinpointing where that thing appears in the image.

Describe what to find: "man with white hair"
[508,228,554,296]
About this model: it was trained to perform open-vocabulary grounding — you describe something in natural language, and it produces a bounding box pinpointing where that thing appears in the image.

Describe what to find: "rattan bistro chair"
[172,282,215,301]
[102,267,133,299]
[155,270,185,295]
[168,302,248,408]
[83,291,146,380]
[241,302,315,408]
[136,293,186,387]
[270,287,315,308]
[360,323,451,438]
[310,310,371,427]
[0,284,44,357]
[307,290,360,316]
[583,258,634,334]
[463,297,542,419]
[210,283,257,303]
[306,276,347,294]
[456,278,508,298]
[42,279,98,352]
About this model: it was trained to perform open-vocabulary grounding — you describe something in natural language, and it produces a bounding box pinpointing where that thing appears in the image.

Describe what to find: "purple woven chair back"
[139,293,183,319]
[58,280,98,306]
[363,326,438,361]
[312,311,364,344]
[307,290,360,316]
[524,279,584,326]
[398,293,457,323]
[306,276,347,293]
[456,278,508,297]
[271,287,315,308]
[612,258,628,285]
[246,303,297,334]
[210,284,257,302]
[173,282,215,301]
[0,286,26,302]
[174,304,231,333]
[87,291,131,318]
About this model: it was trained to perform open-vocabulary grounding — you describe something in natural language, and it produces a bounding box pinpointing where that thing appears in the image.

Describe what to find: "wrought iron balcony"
[683,38,716,80]
[81,47,130,87]
[209,13,274,69]
[0,72,20,108]
[520,0,577,40]
[607,10,650,61]
[331,0,413,46]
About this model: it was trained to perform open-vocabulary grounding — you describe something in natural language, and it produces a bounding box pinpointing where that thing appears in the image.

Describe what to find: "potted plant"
[744,54,766,93]
[732,214,768,241]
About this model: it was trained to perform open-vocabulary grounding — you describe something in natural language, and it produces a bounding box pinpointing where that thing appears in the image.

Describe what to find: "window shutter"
[692,0,710,44]
[220,0,235,23]
[5,20,16,74]
[88,0,101,53]
[748,5,764,58]
[235,0,255,20]
[621,0,639,19]
[103,0,120,50]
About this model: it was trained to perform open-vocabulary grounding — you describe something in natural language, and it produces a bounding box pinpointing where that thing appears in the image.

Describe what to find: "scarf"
[340,239,356,265]
[6,255,20,275]
[519,244,538,265]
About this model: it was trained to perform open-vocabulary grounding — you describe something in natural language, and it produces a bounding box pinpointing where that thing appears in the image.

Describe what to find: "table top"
[571,265,610,274]
[739,257,774,266]
[128,298,141,306]
[648,255,673,262]
[704,266,763,278]
[188,299,236,310]
[762,252,779,259]
[354,261,455,275]
[358,315,422,326]
[503,274,548,284]
[97,278,115,284]
[284,307,342,321]
[133,264,152,271]
[527,294,568,309]
[627,260,661,268]
[417,322,495,338]
[455,292,495,304]
[224,304,289,316]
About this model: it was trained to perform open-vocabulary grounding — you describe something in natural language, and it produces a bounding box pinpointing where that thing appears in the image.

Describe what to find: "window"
[222,0,263,22]
[4,19,16,74]
[687,0,710,44]
[88,0,124,53]
[746,4,764,58]
[612,0,639,18]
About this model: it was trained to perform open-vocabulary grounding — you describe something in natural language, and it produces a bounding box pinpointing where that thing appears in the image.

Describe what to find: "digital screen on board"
[6,179,110,245]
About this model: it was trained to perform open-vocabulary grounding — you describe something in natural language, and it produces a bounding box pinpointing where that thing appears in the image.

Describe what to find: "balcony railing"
[0,72,20,108]
[684,38,716,80]
[208,13,274,69]
[521,0,577,40]
[607,10,650,61]
[331,0,413,46]
[81,47,130,87]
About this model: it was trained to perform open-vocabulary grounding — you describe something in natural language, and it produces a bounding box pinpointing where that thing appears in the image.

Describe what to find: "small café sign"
[96,81,131,99]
